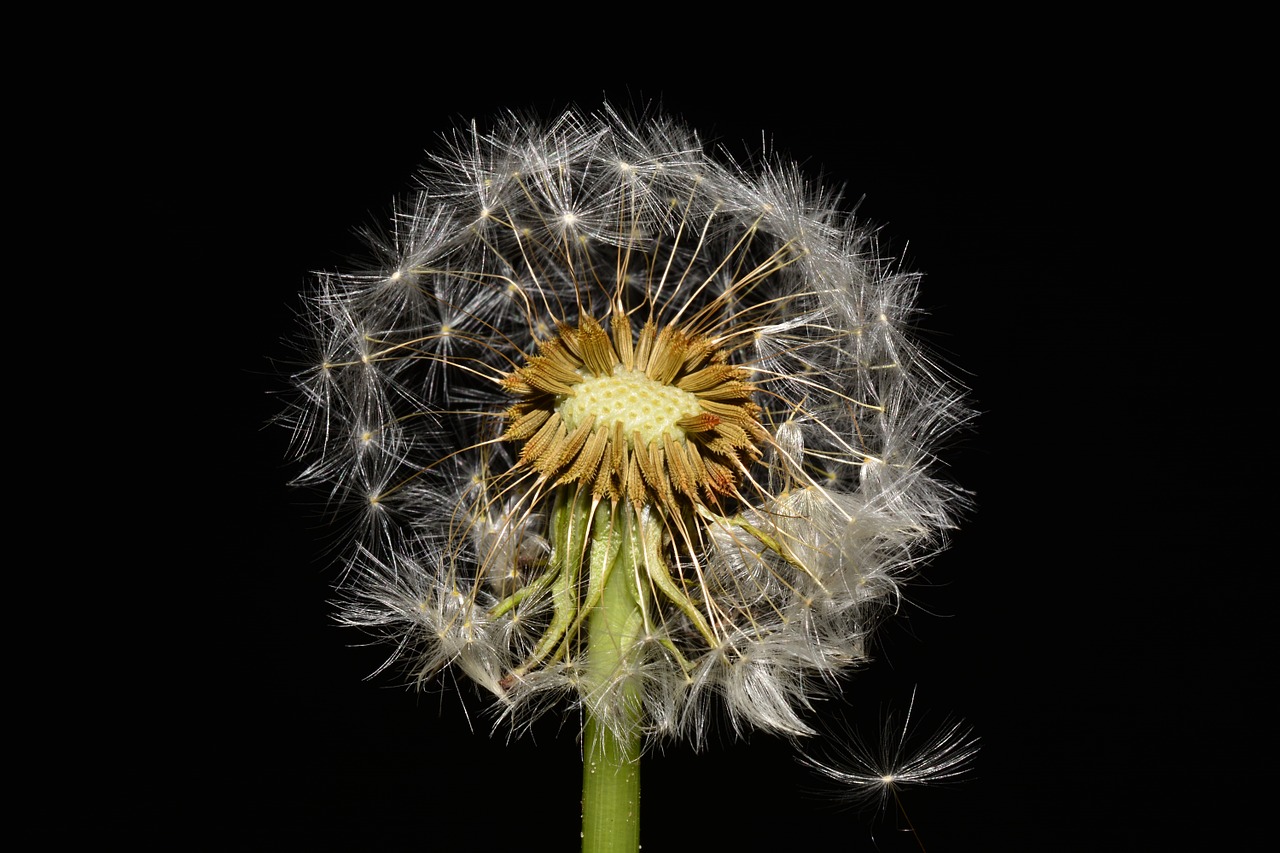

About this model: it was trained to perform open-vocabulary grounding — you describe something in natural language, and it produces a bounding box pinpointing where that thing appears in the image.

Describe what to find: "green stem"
[581,500,644,853]
[582,706,641,853]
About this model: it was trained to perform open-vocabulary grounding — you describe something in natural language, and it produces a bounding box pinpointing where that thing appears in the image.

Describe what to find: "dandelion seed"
[801,688,979,814]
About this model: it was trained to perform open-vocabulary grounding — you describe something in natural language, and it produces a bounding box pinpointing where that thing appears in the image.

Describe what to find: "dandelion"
[283,102,967,851]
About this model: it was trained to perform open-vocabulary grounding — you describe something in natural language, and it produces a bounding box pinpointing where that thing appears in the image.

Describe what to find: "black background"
[158,69,1194,850]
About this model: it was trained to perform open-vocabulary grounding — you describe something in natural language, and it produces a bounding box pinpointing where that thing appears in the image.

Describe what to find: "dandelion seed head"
[283,102,968,746]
